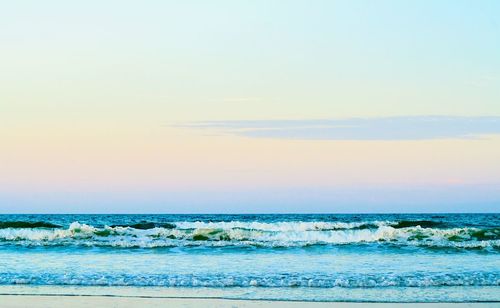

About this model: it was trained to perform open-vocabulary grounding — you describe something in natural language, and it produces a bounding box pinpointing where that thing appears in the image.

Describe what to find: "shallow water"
[0,214,498,302]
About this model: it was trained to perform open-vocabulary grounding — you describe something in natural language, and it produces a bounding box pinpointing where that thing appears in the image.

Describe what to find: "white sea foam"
[0,271,498,287]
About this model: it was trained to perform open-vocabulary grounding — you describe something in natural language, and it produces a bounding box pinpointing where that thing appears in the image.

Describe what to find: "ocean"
[0,213,498,302]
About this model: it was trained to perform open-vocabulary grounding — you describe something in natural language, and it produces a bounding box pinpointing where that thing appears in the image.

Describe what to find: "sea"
[0,213,498,302]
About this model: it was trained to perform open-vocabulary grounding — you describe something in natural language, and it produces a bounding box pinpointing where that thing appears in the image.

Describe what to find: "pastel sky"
[1,0,500,213]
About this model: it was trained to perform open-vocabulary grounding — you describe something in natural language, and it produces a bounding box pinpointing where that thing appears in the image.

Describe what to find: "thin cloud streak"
[182,116,500,141]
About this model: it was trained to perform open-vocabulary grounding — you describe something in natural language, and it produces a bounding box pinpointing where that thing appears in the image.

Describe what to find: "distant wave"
[0,220,498,250]
[0,221,62,229]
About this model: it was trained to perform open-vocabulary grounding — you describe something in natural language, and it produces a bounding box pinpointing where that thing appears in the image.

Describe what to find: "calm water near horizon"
[0,213,498,302]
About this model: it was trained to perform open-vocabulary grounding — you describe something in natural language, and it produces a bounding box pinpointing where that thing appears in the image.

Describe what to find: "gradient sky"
[1,0,500,213]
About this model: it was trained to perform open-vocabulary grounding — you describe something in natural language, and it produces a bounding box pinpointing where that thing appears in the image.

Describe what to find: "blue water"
[0,214,498,302]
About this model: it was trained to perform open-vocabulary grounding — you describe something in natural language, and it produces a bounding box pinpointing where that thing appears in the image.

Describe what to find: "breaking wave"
[0,220,498,249]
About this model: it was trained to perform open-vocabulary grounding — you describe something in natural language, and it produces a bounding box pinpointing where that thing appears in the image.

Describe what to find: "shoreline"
[1,285,499,304]
[2,290,500,302]
[0,295,499,308]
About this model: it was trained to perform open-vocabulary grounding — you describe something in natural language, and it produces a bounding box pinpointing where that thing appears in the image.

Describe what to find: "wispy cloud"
[207,97,263,103]
[181,116,500,141]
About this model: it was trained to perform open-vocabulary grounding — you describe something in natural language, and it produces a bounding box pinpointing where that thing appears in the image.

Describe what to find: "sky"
[1,0,499,213]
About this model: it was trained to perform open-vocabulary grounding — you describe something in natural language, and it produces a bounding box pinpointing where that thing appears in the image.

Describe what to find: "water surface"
[0,214,498,302]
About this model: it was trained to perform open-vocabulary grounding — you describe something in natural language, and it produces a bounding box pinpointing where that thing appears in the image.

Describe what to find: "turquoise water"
[0,214,498,302]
